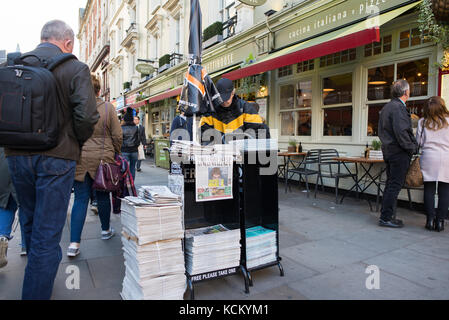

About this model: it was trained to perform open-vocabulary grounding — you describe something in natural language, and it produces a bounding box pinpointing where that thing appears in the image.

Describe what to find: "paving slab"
[244,284,308,300]
[87,255,125,290]
[363,248,449,291]
[288,262,437,300]
[281,238,380,274]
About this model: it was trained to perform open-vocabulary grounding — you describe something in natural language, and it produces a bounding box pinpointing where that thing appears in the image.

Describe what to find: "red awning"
[148,87,182,104]
[223,27,379,81]
[129,99,149,109]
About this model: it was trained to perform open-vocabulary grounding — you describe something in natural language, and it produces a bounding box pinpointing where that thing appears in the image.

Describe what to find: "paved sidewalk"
[1,159,449,300]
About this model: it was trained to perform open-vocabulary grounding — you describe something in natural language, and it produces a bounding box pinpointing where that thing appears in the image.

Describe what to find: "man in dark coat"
[378,79,418,228]
[4,20,99,299]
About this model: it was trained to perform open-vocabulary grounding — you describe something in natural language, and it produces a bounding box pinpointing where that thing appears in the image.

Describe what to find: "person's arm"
[70,64,99,145]
[392,107,418,155]
[108,104,123,154]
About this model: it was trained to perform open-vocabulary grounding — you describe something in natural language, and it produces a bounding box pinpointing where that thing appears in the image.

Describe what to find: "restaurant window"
[399,28,431,49]
[367,64,394,101]
[320,49,356,68]
[366,58,430,136]
[364,35,392,57]
[322,73,353,136]
[397,58,429,97]
[280,80,312,136]
[278,65,293,78]
[297,59,314,73]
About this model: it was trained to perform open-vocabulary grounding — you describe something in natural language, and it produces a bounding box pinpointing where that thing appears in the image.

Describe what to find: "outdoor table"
[332,157,386,210]
[278,151,307,193]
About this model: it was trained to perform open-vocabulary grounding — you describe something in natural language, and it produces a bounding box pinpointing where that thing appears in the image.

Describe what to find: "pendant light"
[368,67,387,85]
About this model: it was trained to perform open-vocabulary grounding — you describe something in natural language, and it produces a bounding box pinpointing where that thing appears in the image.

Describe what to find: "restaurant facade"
[123,0,446,200]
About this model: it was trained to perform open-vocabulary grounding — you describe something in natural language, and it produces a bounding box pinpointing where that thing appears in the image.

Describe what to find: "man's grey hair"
[41,20,74,42]
[391,79,410,98]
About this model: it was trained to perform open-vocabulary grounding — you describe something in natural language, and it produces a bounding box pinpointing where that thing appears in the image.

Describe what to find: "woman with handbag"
[67,75,123,257]
[417,96,449,232]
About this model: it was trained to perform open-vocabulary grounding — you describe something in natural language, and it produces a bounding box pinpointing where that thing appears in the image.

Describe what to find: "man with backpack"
[0,20,99,299]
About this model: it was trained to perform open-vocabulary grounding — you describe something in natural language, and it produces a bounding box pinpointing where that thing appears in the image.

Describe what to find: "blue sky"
[0,0,87,57]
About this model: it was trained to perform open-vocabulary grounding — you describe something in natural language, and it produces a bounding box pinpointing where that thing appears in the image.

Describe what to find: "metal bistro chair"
[316,149,358,204]
[287,149,320,198]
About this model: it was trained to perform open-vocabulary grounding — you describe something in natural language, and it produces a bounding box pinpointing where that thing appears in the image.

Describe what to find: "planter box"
[287,146,296,152]
[369,150,383,159]
[158,63,170,73]
[203,35,223,49]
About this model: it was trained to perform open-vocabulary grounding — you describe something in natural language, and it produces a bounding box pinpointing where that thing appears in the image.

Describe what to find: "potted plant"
[288,139,297,152]
[203,21,223,49]
[419,0,449,68]
[158,54,171,73]
[369,140,383,159]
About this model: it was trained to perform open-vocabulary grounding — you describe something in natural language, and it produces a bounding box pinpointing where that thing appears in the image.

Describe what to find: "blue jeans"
[7,155,76,300]
[0,195,26,249]
[122,152,138,181]
[71,174,111,243]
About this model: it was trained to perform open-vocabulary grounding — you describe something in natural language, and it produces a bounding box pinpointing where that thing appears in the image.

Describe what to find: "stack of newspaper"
[120,190,186,300]
[138,185,182,205]
[120,199,183,245]
[185,224,241,275]
[245,226,277,269]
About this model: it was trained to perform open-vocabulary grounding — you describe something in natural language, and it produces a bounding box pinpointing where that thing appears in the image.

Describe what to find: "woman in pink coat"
[417,96,449,232]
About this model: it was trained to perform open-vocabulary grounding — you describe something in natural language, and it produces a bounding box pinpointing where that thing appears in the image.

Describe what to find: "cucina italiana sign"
[275,0,420,49]
[238,0,267,6]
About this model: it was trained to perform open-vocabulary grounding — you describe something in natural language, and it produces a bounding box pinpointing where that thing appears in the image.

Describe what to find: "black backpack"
[0,52,76,150]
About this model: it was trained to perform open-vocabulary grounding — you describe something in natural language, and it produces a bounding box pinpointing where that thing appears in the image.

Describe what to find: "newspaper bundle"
[120,188,186,300]
[185,224,241,275]
[245,226,277,269]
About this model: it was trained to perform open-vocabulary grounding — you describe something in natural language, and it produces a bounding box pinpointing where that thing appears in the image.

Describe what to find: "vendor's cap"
[216,78,234,101]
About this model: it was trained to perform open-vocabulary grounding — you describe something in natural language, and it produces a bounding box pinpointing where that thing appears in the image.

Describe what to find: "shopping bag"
[138,144,146,160]
[405,156,423,187]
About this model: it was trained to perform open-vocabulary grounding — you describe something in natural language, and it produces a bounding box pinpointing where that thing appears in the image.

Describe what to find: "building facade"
[78,0,447,201]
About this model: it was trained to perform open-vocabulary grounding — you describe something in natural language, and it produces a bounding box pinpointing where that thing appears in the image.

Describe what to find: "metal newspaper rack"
[169,139,284,299]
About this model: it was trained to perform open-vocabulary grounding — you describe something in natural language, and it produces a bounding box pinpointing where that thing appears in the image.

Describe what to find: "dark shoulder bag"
[92,102,122,192]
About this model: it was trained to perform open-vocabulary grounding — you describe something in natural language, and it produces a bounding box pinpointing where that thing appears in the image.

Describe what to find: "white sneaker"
[67,245,80,257]
[0,237,9,268]
[101,228,115,240]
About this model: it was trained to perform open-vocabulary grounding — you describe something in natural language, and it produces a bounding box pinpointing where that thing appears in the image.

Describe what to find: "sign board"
[442,73,449,110]
[238,0,267,6]
[275,0,418,50]
[195,155,233,202]
[136,63,155,75]
[115,96,125,111]
[255,97,267,121]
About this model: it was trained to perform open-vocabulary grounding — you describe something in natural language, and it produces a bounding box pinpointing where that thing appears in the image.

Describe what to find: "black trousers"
[380,152,411,221]
[424,181,449,220]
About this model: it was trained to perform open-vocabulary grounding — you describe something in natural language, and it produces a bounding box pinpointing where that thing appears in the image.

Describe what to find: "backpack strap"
[15,53,76,70]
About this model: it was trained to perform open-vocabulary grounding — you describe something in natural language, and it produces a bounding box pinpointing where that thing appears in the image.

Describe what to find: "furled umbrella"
[178,0,223,143]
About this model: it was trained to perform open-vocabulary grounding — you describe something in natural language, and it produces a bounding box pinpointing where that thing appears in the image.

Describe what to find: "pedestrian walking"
[378,79,418,228]
[67,75,123,257]
[170,109,193,142]
[3,20,99,299]
[134,116,147,172]
[417,96,449,232]
[121,108,140,180]
[0,147,26,269]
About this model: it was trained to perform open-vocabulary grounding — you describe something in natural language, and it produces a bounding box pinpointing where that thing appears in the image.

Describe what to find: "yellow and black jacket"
[200,96,269,144]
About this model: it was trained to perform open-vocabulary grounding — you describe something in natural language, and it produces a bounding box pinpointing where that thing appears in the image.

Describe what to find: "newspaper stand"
[179,158,246,300]
[239,144,284,293]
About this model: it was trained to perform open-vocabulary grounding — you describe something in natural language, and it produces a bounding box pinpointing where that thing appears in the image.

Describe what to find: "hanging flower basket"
[431,0,449,24]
